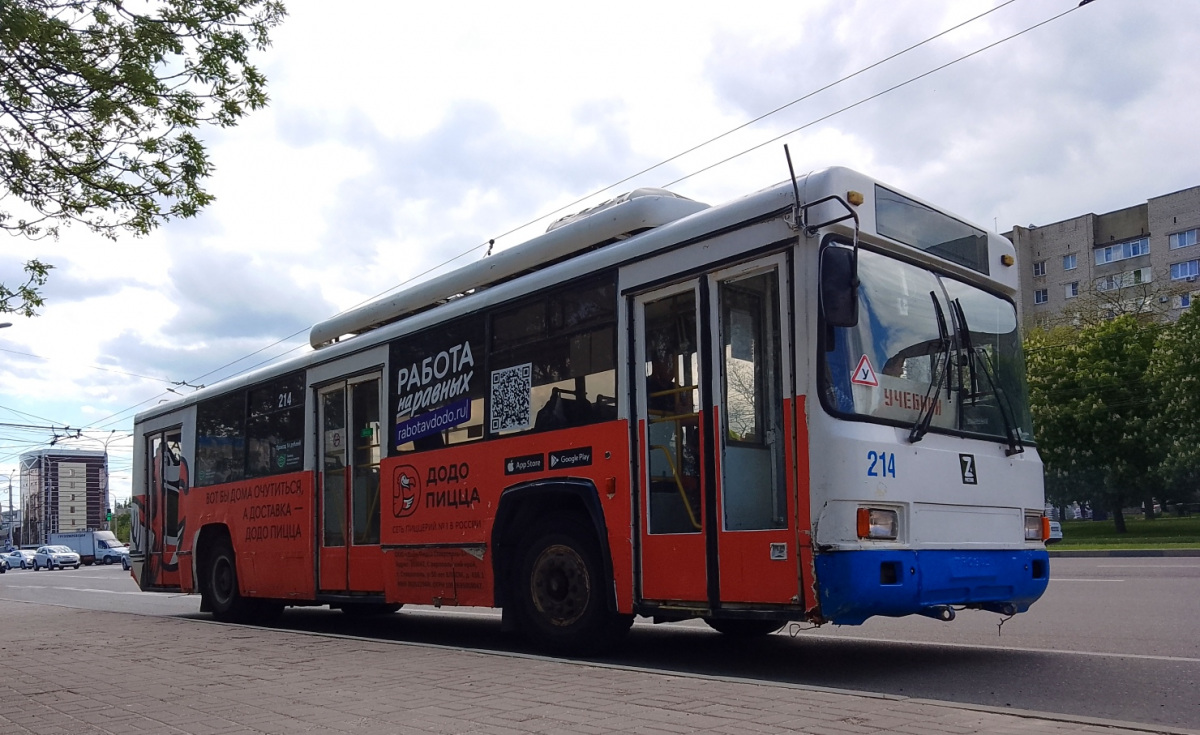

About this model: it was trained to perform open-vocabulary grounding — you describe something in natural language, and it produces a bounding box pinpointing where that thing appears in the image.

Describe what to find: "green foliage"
[1026,312,1200,530]
[1147,307,1200,495]
[1025,315,1162,528]
[110,510,131,543]
[0,0,287,314]
[0,257,51,315]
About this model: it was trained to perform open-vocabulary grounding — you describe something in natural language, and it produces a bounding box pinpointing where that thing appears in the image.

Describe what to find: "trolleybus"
[130,165,1049,652]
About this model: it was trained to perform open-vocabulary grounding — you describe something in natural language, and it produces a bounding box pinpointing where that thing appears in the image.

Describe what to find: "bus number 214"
[867,451,896,478]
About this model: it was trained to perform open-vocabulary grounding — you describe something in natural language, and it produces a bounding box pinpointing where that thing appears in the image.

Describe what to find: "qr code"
[490,363,532,432]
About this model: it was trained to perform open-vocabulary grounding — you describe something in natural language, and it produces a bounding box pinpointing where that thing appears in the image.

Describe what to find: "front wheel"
[512,514,628,655]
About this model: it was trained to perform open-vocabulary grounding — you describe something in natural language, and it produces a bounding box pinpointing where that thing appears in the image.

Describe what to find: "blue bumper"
[814,549,1050,625]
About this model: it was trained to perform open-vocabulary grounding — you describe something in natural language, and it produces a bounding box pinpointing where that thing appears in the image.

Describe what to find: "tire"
[103,556,113,565]
[511,514,628,655]
[703,618,785,637]
[204,538,255,623]
[73,564,80,570]
[203,538,279,624]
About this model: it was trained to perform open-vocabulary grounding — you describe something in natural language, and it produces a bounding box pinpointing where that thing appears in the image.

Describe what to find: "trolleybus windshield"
[821,246,1034,445]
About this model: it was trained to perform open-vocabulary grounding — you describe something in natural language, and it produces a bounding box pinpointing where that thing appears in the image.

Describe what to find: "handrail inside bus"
[646,443,701,531]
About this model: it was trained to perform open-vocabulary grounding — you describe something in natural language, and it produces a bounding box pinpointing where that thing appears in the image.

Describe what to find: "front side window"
[820,245,1034,446]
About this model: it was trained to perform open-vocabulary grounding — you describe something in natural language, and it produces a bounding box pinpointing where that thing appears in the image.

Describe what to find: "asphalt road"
[2,556,1197,730]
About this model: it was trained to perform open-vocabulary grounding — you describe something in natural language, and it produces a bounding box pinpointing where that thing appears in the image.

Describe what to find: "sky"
[1,0,1198,507]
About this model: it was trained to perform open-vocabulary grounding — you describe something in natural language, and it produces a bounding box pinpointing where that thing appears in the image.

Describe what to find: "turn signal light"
[1024,514,1044,541]
[857,508,898,540]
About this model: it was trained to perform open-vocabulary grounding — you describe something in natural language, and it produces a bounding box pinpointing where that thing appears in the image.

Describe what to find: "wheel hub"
[530,543,590,627]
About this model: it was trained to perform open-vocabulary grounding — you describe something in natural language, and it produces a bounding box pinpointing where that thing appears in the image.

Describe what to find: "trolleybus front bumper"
[814,549,1050,625]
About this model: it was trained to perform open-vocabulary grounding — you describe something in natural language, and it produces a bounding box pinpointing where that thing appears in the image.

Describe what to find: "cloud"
[160,247,336,343]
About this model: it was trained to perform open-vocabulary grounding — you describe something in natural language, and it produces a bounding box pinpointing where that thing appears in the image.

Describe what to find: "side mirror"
[820,246,859,328]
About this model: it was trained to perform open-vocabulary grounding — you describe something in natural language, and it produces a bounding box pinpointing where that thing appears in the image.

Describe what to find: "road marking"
[1098,564,1200,568]
[10,585,161,596]
[1051,578,1124,582]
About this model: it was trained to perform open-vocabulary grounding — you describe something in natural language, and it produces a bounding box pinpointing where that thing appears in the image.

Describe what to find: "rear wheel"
[204,538,267,624]
[703,618,785,637]
[512,514,628,655]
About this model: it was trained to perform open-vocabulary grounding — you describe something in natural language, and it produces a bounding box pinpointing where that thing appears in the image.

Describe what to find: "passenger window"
[489,275,617,436]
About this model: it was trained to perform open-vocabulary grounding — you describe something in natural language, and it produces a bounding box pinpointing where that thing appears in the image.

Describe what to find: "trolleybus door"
[709,256,797,605]
[316,372,385,594]
[138,428,185,590]
[633,254,797,607]
[634,281,708,602]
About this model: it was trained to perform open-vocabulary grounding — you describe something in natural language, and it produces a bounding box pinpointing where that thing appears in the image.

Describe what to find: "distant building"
[1006,184,1200,330]
[19,449,109,546]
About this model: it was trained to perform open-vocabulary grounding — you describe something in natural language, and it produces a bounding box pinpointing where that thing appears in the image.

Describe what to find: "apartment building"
[1006,184,1200,330]
[19,449,109,546]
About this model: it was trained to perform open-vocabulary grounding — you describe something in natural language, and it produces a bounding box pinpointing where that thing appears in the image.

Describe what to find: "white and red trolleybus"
[130,166,1050,653]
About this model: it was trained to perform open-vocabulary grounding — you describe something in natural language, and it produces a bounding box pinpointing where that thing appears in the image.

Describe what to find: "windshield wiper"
[951,299,1024,457]
[908,291,952,444]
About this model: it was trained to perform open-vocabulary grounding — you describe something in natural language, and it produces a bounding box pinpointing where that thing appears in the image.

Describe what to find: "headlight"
[1025,515,1045,541]
[857,508,898,540]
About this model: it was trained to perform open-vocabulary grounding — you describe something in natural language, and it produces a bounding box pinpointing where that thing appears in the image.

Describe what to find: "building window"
[1065,282,1079,299]
[1097,268,1152,291]
[1094,237,1150,265]
[1034,289,1048,305]
[1033,260,1046,277]
[1170,260,1200,281]
[1063,254,1077,271]
[1169,229,1198,250]
[1181,293,1192,309]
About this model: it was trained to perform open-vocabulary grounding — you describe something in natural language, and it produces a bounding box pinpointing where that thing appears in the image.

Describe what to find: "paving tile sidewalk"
[0,600,1190,735]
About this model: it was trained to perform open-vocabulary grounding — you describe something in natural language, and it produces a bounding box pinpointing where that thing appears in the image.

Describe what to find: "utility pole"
[5,472,12,549]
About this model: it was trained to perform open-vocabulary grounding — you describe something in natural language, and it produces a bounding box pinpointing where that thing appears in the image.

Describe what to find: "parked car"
[1,549,35,569]
[1047,520,1063,544]
[32,545,81,570]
